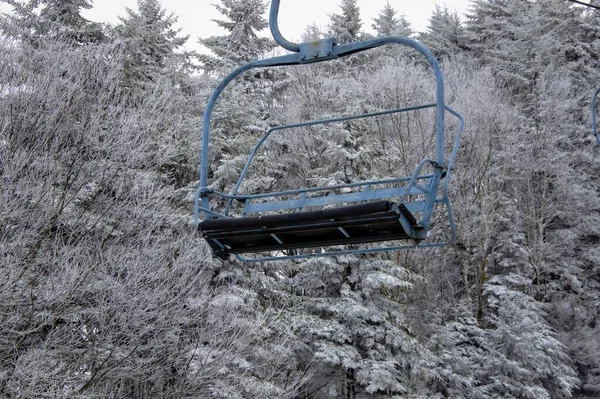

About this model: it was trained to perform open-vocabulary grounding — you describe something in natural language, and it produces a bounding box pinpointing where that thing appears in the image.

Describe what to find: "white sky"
[83,0,471,51]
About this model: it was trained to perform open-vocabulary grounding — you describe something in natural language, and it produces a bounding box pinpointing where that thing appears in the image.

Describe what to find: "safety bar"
[194,173,434,224]
[225,103,438,212]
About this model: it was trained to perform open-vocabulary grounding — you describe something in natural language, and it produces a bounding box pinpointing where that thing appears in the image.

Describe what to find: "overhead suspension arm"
[269,0,300,52]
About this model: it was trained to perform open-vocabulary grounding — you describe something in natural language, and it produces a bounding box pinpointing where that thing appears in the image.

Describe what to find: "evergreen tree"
[462,2,600,394]
[0,32,307,396]
[199,0,273,73]
[465,0,512,60]
[0,0,103,44]
[37,0,101,42]
[197,0,277,195]
[267,254,440,397]
[481,277,579,398]
[419,5,467,59]
[328,0,362,43]
[371,2,412,37]
[301,22,324,42]
[428,285,580,399]
[467,0,599,121]
[535,0,600,100]
[115,0,191,88]
[428,309,497,398]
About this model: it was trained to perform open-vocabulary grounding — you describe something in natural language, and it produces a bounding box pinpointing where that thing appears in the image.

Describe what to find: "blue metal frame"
[195,0,465,262]
[592,87,600,146]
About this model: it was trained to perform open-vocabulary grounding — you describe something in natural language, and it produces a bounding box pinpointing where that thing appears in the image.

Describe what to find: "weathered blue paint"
[268,0,300,52]
[195,0,465,261]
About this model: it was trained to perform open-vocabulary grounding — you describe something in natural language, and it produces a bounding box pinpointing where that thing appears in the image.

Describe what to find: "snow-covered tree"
[0,23,309,396]
[199,0,273,73]
[419,5,467,59]
[428,308,496,398]
[465,0,515,61]
[0,0,104,44]
[328,0,362,43]
[115,0,192,89]
[481,277,579,398]
[371,2,412,37]
[301,22,325,42]
[196,0,284,199]
[466,0,535,98]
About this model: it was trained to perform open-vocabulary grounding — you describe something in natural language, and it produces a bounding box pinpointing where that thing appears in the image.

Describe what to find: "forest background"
[1,0,599,398]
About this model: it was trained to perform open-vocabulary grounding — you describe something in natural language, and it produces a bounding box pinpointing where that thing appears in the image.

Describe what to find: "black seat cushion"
[199,200,417,260]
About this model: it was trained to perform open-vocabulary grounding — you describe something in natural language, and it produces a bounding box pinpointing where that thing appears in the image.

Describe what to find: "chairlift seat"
[194,0,465,261]
[199,200,422,260]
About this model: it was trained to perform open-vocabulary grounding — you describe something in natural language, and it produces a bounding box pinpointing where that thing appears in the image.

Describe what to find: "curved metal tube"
[198,61,259,214]
[269,0,300,52]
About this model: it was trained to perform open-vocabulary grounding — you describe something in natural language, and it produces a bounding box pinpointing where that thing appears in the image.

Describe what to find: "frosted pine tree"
[0,0,103,44]
[269,255,440,398]
[465,0,515,61]
[467,0,535,99]
[481,277,579,398]
[371,2,412,37]
[428,286,579,399]
[428,308,497,398]
[199,0,273,72]
[328,0,362,43]
[419,5,467,59]
[532,0,600,109]
[197,0,278,196]
[37,0,103,42]
[115,0,193,90]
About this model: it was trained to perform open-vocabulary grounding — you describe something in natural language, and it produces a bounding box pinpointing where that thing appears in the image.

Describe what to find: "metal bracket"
[199,188,214,197]
[299,38,337,63]
[432,162,449,178]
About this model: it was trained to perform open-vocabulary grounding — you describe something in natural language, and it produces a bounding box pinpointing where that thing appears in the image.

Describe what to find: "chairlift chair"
[194,0,465,262]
